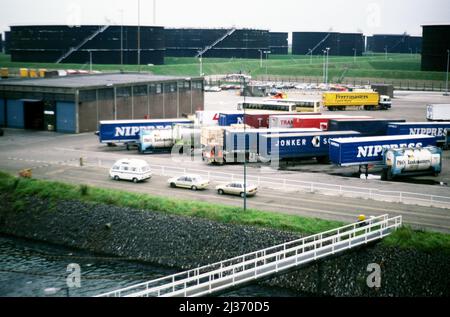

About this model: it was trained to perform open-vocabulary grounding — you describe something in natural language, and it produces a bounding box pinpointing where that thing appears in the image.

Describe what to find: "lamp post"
[445,49,449,96]
[89,50,92,73]
[242,74,248,212]
[264,50,271,75]
[322,49,326,84]
[308,49,313,65]
[137,0,141,71]
[353,48,357,63]
[120,9,124,65]
[198,51,204,76]
[259,50,263,68]
[325,47,330,84]
[385,46,388,61]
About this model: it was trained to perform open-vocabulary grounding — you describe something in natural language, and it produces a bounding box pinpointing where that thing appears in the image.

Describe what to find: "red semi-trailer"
[293,115,372,130]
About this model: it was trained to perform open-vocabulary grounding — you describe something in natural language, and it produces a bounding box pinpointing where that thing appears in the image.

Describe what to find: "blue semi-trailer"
[328,119,406,136]
[329,135,437,167]
[386,122,450,146]
[258,131,361,163]
[218,113,244,126]
[97,119,193,146]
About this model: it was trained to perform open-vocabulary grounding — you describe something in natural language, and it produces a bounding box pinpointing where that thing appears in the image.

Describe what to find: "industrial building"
[165,28,270,58]
[292,32,364,56]
[367,34,421,54]
[269,32,289,55]
[0,73,204,133]
[421,24,450,72]
[8,25,165,65]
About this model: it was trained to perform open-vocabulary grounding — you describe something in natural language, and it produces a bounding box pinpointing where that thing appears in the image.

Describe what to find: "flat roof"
[0,73,203,90]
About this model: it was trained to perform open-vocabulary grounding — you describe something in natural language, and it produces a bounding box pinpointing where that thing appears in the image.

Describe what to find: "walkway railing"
[96,214,402,297]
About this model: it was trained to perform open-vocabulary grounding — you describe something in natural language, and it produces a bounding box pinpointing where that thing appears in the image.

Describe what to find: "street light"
[137,0,141,71]
[445,49,449,97]
[120,9,124,65]
[89,50,92,73]
[325,47,330,84]
[259,50,263,68]
[198,51,204,76]
[385,46,388,60]
[322,50,326,84]
[264,50,271,75]
[353,48,357,63]
[308,49,313,65]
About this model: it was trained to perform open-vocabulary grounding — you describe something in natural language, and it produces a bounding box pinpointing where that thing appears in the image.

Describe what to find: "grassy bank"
[0,171,449,253]
[0,53,446,82]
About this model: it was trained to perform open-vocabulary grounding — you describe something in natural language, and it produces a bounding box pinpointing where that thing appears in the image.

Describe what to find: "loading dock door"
[24,100,45,130]
[56,102,76,133]
[6,100,24,128]
[0,99,5,126]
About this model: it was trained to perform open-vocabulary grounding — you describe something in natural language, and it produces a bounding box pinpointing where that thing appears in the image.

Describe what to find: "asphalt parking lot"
[0,90,449,232]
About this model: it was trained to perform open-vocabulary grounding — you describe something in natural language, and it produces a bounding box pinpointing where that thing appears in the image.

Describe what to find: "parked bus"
[237,101,297,113]
[266,99,322,113]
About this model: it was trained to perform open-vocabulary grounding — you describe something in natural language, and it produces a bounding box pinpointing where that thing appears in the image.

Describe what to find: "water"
[0,235,301,297]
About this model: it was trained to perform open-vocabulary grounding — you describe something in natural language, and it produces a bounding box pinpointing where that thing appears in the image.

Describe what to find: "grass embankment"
[0,171,449,253]
[0,53,446,82]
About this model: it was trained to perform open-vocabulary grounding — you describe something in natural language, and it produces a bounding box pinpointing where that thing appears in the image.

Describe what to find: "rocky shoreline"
[0,193,449,296]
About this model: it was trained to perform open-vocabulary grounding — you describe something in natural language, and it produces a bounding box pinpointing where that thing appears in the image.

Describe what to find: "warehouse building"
[421,24,450,72]
[269,32,289,55]
[0,73,204,133]
[292,32,363,56]
[9,25,165,65]
[165,28,270,58]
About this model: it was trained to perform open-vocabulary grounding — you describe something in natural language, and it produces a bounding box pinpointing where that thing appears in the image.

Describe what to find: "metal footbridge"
[195,27,237,58]
[96,214,402,297]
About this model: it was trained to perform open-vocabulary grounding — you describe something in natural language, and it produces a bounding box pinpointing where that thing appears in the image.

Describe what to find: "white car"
[216,182,258,198]
[168,174,210,191]
[110,159,152,183]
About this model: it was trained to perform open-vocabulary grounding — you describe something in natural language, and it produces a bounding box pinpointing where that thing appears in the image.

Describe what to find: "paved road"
[1,146,449,233]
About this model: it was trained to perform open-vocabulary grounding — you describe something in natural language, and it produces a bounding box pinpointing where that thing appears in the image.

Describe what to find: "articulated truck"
[323,92,392,111]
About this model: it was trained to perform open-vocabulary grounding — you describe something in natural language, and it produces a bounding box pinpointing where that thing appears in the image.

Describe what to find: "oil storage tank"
[269,32,289,55]
[421,24,450,72]
[9,25,165,65]
[292,32,339,55]
[165,28,270,58]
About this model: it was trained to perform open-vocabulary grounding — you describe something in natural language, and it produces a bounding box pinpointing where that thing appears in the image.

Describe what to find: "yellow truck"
[322,91,391,111]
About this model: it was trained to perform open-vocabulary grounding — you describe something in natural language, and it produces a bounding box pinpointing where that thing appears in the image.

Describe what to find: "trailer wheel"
[132,178,138,184]
[114,176,120,181]
[218,189,224,195]
[240,192,246,198]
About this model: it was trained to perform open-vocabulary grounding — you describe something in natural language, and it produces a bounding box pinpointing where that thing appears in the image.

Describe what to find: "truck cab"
[379,95,392,110]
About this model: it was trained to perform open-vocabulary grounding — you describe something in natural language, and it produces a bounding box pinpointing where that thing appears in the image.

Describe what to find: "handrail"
[96,215,402,297]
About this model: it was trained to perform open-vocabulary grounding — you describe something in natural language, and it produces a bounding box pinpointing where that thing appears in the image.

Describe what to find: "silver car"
[168,175,210,191]
[216,182,258,198]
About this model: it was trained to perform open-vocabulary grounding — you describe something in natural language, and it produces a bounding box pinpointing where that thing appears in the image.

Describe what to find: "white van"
[109,159,152,183]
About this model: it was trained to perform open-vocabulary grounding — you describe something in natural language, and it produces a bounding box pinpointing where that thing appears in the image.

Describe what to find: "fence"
[144,163,450,209]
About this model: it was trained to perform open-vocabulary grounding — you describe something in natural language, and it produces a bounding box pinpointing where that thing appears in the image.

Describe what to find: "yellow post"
[39,69,47,78]
[29,69,38,78]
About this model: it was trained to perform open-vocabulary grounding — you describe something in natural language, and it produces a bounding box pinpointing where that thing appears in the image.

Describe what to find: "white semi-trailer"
[427,104,450,121]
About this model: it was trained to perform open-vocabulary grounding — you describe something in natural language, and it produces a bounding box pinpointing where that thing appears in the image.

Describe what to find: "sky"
[1,0,449,37]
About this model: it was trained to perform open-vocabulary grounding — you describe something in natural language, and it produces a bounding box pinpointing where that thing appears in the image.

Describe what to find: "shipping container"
[426,104,450,121]
[329,135,437,167]
[98,119,193,144]
[382,146,442,180]
[293,115,372,130]
[387,122,450,145]
[259,131,361,162]
[328,119,406,136]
